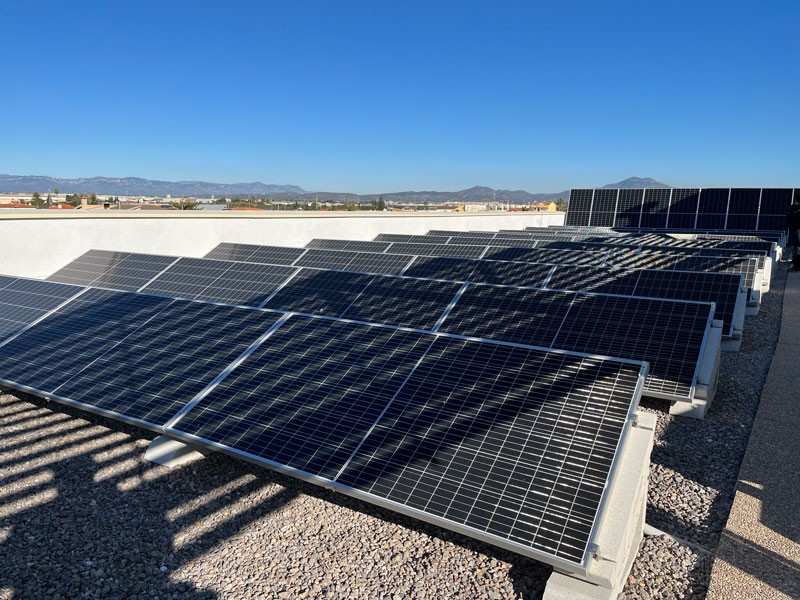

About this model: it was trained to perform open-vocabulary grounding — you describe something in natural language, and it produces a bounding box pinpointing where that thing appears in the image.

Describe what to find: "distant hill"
[602,177,670,189]
[292,186,571,205]
[0,173,669,203]
[0,174,306,196]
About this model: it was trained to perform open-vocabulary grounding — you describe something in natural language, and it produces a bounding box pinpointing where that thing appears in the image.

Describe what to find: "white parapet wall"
[0,211,565,278]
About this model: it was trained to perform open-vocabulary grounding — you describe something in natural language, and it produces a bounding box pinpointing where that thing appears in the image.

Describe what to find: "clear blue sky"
[1,1,798,193]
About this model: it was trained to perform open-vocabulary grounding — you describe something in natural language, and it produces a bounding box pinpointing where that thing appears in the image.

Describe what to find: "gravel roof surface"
[621,263,787,600]
[0,264,786,600]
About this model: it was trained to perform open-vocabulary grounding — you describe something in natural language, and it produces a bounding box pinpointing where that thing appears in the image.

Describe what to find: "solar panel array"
[7,214,772,574]
[0,282,647,570]
[565,188,795,231]
[45,245,744,340]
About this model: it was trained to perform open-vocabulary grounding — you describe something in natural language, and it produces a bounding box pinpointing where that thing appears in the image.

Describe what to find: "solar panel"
[53,302,284,426]
[439,286,712,400]
[727,188,760,215]
[203,242,260,262]
[375,234,452,244]
[468,261,553,288]
[0,289,175,392]
[667,189,700,229]
[483,247,607,266]
[633,269,742,336]
[141,258,297,306]
[169,317,434,479]
[493,232,538,240]
[337,338,645,566]
[339,277,462,330]
[262,269,375,316]
[756,215,787,231]
[539,240,765,262]
[0,277,86,342]
[545,266,641,296]
[428,230,496,239]
[565,189,592,226]
[440,287,575,344]
[565,187,795,231]
[544,264,742,336]
[47,250,176,291]
[204,243,306,265]
[640,189,671,228]
[294,249,360,270]
[403,256,480,282]
[386,242,487,259]
[588,189,617,227]
[345,253,413,275]
[306,239,392,253]
[554,294,709,398]
[608,190,642,229]
[604,253,759,292]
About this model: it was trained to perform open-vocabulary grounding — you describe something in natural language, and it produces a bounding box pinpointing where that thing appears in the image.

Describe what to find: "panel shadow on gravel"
[0,393,305,600]
[0,392,557,599]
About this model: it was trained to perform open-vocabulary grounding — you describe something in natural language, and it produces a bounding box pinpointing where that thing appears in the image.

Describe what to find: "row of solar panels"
[396,229,768,304]
[0,263,647,574]
[295,239,765,305]
[378,231,776,255]
[368,231,773,263]
[36,247,728,401]
[525,226,785,243]
[0,223,769,576]
[510,227,781,256]
[565,187,797,230]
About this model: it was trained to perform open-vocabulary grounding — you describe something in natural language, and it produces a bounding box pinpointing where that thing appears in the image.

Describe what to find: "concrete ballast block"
[144,435,208,468]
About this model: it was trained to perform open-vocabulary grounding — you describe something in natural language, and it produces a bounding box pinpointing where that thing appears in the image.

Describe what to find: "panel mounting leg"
[144,435,208,468]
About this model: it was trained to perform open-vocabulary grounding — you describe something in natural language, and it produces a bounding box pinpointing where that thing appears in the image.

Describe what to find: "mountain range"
[0,175,304,197]
[0,174,670,203]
